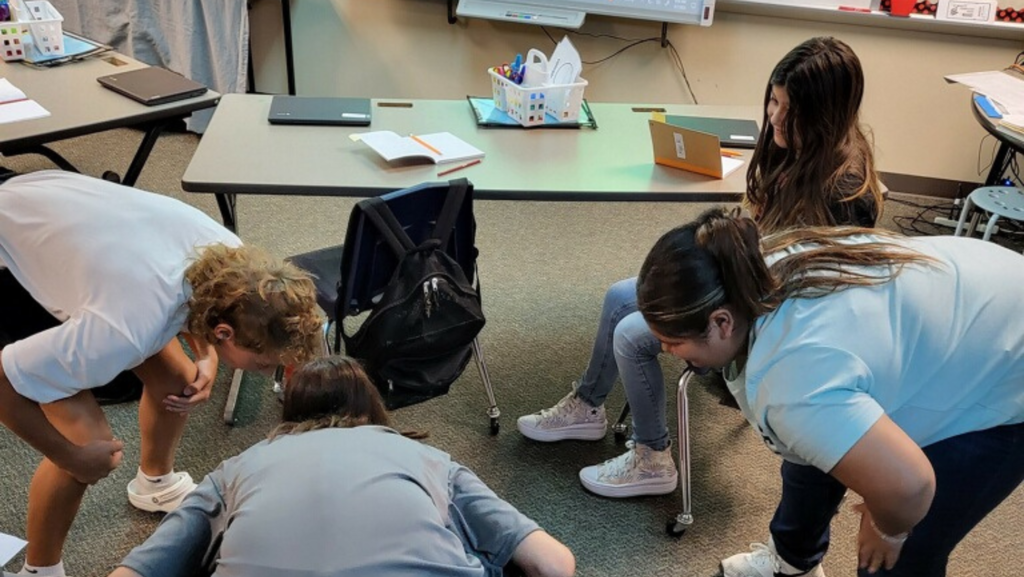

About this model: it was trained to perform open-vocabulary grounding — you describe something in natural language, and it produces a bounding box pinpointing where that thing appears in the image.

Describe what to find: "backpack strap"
[431,178,469,248]
[362,197,416,258]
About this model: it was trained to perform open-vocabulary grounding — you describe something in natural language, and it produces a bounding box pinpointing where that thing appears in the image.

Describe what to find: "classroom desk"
[182,94,760,231]
[0,53,221,186]
[973,96,1024,187]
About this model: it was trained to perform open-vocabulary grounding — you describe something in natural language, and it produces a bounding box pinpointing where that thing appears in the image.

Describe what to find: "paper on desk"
[945,71,1024,115]
[0,78,50,124]
[0,532,27,565]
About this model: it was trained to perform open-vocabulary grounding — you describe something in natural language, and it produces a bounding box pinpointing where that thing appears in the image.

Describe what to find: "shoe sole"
[578,473,678,498]
[516,420,607,442]
[126,473,197,513]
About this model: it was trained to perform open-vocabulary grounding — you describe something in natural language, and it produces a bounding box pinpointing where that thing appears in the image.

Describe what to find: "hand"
[853,502,905,573]
[60,439,125,484]
[162,356,216,413]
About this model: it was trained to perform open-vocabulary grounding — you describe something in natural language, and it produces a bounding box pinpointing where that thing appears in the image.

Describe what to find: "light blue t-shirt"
[728,234,1024,472]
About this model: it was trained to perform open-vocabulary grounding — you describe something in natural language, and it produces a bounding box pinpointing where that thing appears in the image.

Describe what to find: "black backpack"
[341,181,485,409]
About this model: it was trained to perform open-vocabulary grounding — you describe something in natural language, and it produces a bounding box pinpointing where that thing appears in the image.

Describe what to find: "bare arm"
[0,360,122,484]
[511,531,575,577]
[108,569,143,577]
[830,414,935,571]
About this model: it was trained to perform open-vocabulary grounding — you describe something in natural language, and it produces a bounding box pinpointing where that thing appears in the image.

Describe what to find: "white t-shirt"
[727,234,1024,472]
[0,171,240,403]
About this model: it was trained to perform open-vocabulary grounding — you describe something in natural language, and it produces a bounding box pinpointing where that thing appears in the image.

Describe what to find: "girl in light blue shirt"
[636,208,1024,577]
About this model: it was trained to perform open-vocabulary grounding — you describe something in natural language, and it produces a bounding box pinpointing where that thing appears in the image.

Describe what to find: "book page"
[0,78,27,104]
[356,131,438,163]
[721,156,745,177]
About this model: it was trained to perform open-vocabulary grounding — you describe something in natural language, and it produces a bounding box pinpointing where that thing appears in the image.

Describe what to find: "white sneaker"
[717,538,826,577]
[578,440,678,498]
[126,471,197,513]
[517,386,607,442]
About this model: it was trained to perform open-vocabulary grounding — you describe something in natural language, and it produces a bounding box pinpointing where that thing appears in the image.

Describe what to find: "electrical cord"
[540,26,699,104]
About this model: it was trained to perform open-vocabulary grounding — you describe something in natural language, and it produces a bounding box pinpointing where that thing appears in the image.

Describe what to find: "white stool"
[954,186,1024,241]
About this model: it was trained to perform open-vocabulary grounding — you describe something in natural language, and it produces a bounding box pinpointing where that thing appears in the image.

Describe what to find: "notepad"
[0,78,50,124]
[352,131,485,165]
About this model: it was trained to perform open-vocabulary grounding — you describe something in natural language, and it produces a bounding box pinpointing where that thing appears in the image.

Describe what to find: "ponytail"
[637,208,774,338]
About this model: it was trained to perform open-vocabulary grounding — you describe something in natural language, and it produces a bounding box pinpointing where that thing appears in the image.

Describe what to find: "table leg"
[985,141,1012,186]
[4,145,80,173]
[215,192,239,232]
[121,120,170,187]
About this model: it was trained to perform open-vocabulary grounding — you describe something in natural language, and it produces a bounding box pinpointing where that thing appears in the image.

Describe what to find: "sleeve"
[119,470,229,577]
[1,310,147,403]
[446,463,541,569]
[754,346,885,472]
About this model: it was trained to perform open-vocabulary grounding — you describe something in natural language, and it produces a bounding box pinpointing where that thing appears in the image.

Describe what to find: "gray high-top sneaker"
[517,385,607,442]
[578,440,678,498]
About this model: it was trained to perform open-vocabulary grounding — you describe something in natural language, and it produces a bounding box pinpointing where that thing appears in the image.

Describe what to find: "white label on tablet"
[342,113,369,119]
[674,133,686,158]
[731,134,756,141]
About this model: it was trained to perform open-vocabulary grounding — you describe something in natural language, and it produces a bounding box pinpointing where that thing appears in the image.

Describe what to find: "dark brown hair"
[745,36,883,234]
[637,208,935,339]
[269,356,425,440]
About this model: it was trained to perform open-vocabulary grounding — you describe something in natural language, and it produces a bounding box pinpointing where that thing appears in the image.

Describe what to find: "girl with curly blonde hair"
[0,171,322,577]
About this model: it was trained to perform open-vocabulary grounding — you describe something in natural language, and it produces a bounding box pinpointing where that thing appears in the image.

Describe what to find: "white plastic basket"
[3,0,64,62]
[0,20,31,62]
[489,69,588,127]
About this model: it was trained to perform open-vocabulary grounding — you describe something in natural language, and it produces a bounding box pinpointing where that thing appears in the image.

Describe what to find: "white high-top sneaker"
[517,385,607,442]
[578,440,678,498]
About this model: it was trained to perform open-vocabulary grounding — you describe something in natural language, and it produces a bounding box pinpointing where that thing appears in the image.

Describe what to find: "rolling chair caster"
[666,512,693,537]
[101,170,121,183]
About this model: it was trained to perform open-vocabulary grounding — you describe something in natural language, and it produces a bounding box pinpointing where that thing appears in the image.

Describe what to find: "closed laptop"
[268,96,372,126]
[97,67,207,106]
[658,115,760,149]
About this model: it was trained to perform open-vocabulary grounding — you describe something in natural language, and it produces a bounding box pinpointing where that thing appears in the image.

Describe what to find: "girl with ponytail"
[638,209,1024,577]
[517,37,883,502]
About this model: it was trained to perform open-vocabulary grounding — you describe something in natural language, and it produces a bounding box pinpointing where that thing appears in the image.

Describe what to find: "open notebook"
[352,131,485,165]
[0,78,49,124]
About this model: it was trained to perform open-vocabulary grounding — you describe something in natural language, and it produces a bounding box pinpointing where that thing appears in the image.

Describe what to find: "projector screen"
[456,0,716,28]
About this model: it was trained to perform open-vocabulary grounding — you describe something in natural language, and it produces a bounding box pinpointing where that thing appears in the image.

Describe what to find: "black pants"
[0,269,142,404]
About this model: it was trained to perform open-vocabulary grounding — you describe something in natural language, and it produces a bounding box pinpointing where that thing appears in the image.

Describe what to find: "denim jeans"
[770,421,1024,577]
[573,277,670,451]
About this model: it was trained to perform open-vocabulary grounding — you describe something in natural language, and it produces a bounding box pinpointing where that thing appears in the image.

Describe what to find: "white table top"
[183,94,761,202]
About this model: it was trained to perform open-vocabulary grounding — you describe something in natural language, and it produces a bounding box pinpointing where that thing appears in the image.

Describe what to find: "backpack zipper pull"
[423,280,433,318]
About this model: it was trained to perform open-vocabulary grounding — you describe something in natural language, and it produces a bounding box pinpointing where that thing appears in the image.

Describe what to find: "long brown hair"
[270,356,425,440]
[745,37,883,234]
[184,244,323,366]
[637,208,935,339]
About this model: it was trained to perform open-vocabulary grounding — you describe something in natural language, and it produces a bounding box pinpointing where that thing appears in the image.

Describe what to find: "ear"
[213,323,236,342]
[708,308,736,340]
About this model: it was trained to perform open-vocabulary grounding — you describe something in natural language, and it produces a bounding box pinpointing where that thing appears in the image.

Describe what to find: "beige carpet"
[0,129,1020,576]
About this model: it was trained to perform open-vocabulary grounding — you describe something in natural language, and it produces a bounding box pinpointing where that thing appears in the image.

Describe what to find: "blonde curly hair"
[184,244,323,366]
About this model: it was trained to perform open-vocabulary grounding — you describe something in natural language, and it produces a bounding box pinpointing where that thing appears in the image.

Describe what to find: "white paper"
[548,36,582,86]
[0,532,27,566]
[0,77,50,124]
[945,71,1024,115]
[722,156,745,178]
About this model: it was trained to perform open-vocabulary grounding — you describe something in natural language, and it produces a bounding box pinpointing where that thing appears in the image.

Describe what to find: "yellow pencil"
[720,150,743,158]
[411,134,443,156]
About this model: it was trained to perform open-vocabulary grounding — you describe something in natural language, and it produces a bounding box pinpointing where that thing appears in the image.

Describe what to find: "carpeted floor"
[0,128,1020,576]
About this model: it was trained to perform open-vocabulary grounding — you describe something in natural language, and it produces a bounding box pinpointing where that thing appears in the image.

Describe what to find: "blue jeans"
[574,277,670,451]
[771,421,1024,577]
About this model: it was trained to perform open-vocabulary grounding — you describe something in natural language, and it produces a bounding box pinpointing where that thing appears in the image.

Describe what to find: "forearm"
[863,478,935,536]
[108,568,143,577]
[512,531,575,577]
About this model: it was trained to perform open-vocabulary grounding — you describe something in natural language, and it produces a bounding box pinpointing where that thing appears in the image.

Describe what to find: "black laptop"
[662,115,760,149]
[268,96,372,126]
[97,67,208,106]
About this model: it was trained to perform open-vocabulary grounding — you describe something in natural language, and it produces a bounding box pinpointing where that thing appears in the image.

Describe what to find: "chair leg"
[612,403,631,442]
[667,370,694,537]
[471,337,501,435]
[953,196,975,236]
[223,368,244,425]
[982,213,1001,242]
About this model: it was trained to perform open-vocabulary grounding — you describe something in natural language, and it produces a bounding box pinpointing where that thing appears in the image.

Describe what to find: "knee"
[603,278,638,311]
[613,313,659,358]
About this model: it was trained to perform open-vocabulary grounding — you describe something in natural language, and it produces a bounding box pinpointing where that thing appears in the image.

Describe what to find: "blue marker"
[511,53,523,76]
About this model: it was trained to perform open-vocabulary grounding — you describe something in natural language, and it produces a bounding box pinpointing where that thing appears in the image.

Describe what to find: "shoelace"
[537,383,583,418]
[746,543,782,573]
[599,440,640,478]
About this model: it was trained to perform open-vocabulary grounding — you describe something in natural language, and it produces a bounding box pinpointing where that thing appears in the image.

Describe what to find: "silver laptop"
[97,67,207,106]
[268,96,372,126]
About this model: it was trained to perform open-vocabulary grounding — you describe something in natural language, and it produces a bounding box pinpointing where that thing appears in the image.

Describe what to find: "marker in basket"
[437,159,482,178]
